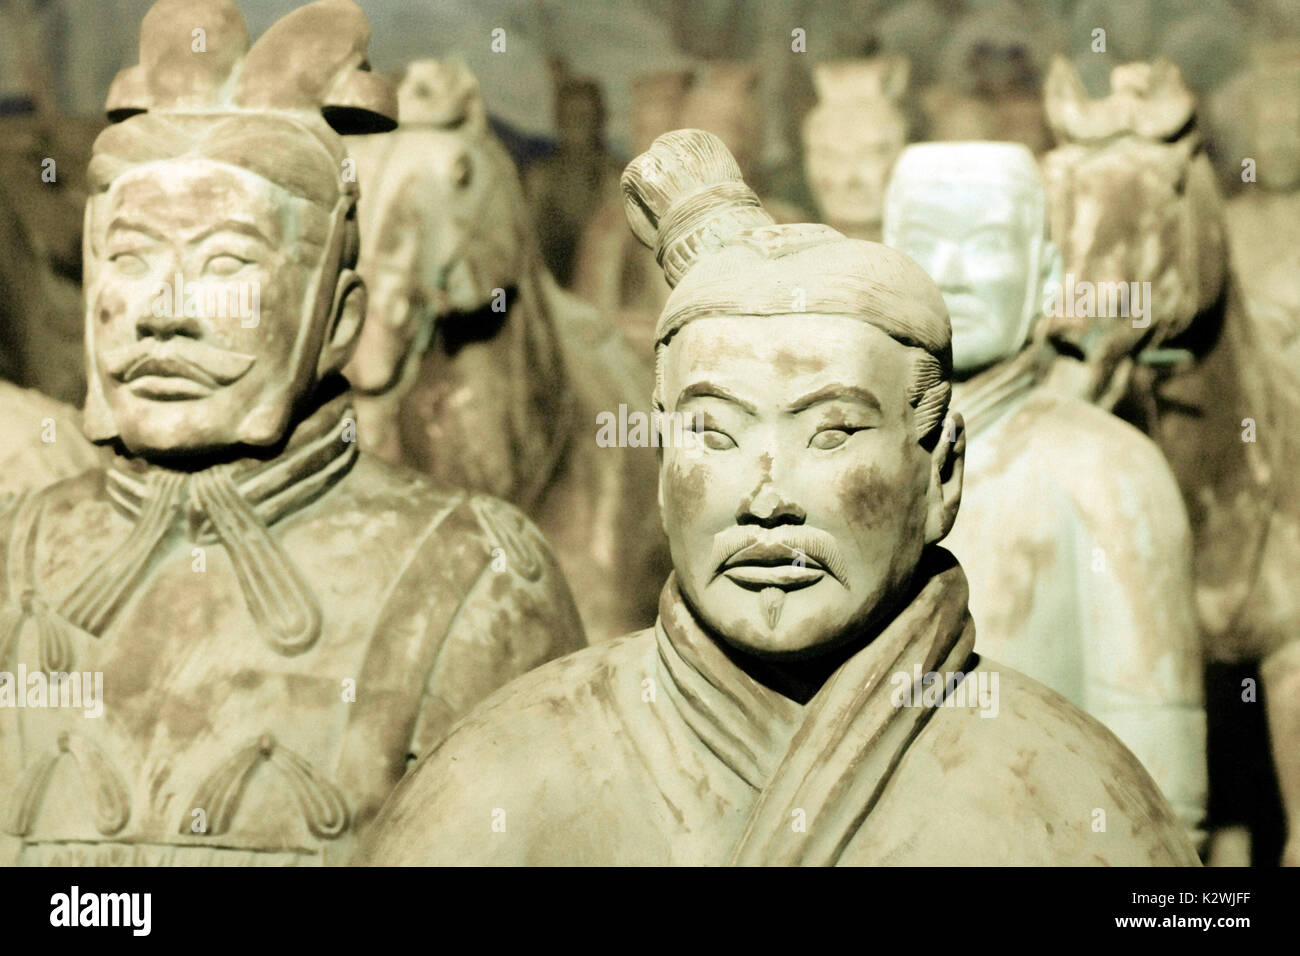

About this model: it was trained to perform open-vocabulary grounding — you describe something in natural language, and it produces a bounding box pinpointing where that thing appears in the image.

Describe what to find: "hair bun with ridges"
[621,129,775,289]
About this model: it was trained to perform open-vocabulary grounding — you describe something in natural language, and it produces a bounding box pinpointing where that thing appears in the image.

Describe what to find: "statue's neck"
[427,266,572,506]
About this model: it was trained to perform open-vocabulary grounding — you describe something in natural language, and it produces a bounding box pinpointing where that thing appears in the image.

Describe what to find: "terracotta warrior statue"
[360,130,1198,867]
[572,63,805,360]
[1043,55,1298,865]
[0,0,584,867]
[882,141,1206,846]
[345,60,666,644]
[920,0,1054,155]
[522,63,622,288]
[802,56,910,243]
[0,74,102,406]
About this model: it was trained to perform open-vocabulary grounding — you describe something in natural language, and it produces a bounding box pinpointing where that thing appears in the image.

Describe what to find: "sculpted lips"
[102,340,257,400]
[711,530,848,592]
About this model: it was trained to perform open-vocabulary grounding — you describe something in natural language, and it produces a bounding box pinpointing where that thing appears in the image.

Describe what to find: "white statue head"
[883,141,1060,376]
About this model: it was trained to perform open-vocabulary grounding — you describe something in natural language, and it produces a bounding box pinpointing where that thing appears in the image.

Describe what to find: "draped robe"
[362,550,1197,865]
[944,351,1206,845]
[0,389,585,865]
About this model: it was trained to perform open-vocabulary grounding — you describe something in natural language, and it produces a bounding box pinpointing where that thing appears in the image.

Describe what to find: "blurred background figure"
[802,55,910,242]
[346,61,667,644]
[523,61,622,287]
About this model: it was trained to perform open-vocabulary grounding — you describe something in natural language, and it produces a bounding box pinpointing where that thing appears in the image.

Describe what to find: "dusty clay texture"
[571,63,806,361]
[0,0,584,868]
[1220,41,1300,867]
[884,141,1205,846]
[345,60,668,644]
[802,56,910,243]
[360,130,1198,867]
[1042,54,1300,864]
[0,382,100,500]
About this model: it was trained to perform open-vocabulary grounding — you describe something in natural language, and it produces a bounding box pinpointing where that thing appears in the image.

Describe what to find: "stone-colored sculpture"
[523,63,622,288]
[0,382,100,500]
[572,63,804,360]
[920,0,1054,155]
[0,0,584,867]
[360,130,1198,867]
[802,56,909,243]
[1222,42,1300,868]
[882,141,1206,845]
[0,109,102,405]
[1043,55,1297,865]
[345,60,666,644]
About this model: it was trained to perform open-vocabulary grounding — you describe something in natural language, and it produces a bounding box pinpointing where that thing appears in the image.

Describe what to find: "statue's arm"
[1073,455,1207,850]
[405,495,586,760]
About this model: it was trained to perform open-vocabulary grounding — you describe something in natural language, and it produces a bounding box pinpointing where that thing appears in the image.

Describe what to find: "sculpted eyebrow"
[192,220,273,244]
[106,218,167,242]
[676,382,758,415]
[787,384,883,414]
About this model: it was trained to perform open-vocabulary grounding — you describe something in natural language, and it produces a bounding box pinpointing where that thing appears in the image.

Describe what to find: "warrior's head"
[82,0,395,459]
[624,130,962,658]
[883,142,1061,377]
[802,56,910,236]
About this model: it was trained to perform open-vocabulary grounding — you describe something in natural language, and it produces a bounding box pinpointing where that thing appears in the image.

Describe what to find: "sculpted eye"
[108,252,148,277]
[809,427,861,450]
[206,253,253,277]
[700,430,735,451]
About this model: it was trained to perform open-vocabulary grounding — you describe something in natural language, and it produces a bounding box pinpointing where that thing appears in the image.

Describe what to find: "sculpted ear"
[317,269,367,378]
[924,410,965,545]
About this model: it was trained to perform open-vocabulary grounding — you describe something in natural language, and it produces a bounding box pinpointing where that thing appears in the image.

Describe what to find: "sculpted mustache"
[709,525,850,584]
[102,340,257,387]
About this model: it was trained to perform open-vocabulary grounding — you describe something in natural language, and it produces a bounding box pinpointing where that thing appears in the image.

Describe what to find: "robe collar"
[952,339,1050,439]
[655,546,977,865]
[54,389,358,657]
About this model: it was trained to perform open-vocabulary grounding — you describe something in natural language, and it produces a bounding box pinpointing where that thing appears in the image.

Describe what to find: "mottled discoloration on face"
[87,159,331,455]
[659,313,947,656]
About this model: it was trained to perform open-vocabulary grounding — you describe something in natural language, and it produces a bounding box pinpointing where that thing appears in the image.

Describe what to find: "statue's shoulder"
[360,630,654,864]
[1019,389,1186,511]
[915,659,1197,864]
[443,628,654,745]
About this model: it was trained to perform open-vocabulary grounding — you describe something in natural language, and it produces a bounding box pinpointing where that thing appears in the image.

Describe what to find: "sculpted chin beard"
[709,524,850,633]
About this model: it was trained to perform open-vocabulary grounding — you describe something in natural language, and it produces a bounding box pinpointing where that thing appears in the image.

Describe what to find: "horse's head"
[1041,56,1225,365]
[346,60,529,394]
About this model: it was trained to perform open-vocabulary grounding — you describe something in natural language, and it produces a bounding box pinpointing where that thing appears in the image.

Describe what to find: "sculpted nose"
[737,453,806,528]
[933,240,965,288]
[136,300,202,341]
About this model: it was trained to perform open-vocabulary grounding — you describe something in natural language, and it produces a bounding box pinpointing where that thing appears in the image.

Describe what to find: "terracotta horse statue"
[1042,56,1299,866]
[345,60,668,643]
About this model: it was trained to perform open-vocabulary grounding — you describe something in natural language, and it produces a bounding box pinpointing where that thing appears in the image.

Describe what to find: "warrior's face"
[86,158,356,456]
[660,313,957,657]
[804,112,905,230]
[888,178,1042,375]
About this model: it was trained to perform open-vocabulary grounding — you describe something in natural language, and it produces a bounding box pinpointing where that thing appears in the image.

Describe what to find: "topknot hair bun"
[621,128,774,288]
